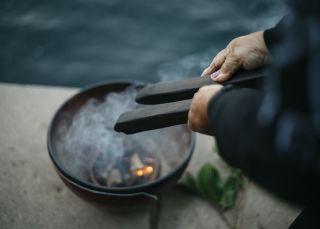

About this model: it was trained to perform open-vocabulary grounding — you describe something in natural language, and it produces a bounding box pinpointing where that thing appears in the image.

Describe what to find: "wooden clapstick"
[114,100,192,134]
[135,68,264,104]
[115,68,265,134]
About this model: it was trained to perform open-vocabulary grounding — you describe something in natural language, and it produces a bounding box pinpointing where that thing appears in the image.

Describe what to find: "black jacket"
[208,1,320,207]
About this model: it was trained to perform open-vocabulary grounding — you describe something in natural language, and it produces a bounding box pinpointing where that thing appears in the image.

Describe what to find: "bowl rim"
[47,80,195,194]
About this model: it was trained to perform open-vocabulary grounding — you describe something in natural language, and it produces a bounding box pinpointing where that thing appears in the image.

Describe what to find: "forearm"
[208,86,320,207]
[208,86,264,169]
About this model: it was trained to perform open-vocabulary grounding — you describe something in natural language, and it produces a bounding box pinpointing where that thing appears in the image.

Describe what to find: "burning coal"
[56,86,190,188]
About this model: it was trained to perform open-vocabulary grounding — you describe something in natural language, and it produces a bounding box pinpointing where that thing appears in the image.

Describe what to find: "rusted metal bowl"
[47,81,195,210]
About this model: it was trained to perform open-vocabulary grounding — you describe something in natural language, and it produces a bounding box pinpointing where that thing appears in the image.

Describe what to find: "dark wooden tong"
[114,68,265,134]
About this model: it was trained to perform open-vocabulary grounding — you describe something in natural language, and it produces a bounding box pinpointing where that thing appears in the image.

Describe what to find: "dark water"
[0,0,286,87]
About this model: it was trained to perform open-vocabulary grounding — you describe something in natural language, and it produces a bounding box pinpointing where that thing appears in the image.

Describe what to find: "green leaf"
[218,177,237,209]
[229,168,245,190]
[179,163,246,211]
[197,163,222,202]
[238,176,245,190]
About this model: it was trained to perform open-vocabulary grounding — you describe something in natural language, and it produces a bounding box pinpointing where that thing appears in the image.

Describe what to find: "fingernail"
[201,69,208,77]
[210,70,220,80]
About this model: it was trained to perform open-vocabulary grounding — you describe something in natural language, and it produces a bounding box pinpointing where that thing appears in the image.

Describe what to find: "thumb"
[213,54,242,82]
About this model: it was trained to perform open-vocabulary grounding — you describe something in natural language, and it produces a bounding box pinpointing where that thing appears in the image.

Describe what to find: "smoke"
[56,86,191,186]
[57,87,138,180]
[157,52,213,82]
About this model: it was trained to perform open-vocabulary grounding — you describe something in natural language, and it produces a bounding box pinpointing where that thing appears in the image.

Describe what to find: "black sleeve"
[208,86,320,207]
[263,15,288,51]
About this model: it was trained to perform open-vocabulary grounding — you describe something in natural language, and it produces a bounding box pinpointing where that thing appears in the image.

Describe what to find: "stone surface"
[0,84,150,229]
[237,183,301,229]
[0,83,301,229]
[159,188,228,229]
[151,126,301,229]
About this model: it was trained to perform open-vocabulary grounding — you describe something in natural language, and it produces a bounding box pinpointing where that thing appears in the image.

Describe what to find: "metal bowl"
[47,81,195,210]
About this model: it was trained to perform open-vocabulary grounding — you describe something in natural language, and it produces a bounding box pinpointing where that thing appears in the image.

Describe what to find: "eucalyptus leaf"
[218,177,238,209]
[179,163,246,211]
[197,163,222,202]
[230,168,245,190]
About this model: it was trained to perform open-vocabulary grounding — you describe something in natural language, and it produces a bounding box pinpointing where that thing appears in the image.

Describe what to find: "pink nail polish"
[210,70,220,80]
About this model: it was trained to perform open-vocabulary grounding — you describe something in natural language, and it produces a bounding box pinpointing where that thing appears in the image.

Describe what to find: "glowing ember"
[133,166,154,177]
[145,166,154,173]
[88,141,160,187]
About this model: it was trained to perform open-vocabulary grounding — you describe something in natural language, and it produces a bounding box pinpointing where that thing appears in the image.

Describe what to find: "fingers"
[202,32,270,82]
[188,102,207,133]
[201,48,242,83]
[214,54,242,83]
[201,49,227,77]
[187,85,223,135]
[187,92,200,131]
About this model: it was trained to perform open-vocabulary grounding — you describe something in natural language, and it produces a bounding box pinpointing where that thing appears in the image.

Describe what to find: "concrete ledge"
[0,83,300,229]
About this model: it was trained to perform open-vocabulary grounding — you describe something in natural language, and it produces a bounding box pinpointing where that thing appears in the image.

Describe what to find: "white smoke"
[56,86,191,186]
[57,87,137,180]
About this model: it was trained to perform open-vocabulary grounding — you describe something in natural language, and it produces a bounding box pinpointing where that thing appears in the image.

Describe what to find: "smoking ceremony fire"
[56,86,188,188]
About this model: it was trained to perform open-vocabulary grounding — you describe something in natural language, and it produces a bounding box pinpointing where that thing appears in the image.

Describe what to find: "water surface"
[0,0,286,87]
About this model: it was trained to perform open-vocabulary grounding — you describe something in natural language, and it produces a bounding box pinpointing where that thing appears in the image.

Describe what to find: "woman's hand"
[188,84,223,135]
[201,31,269,82]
